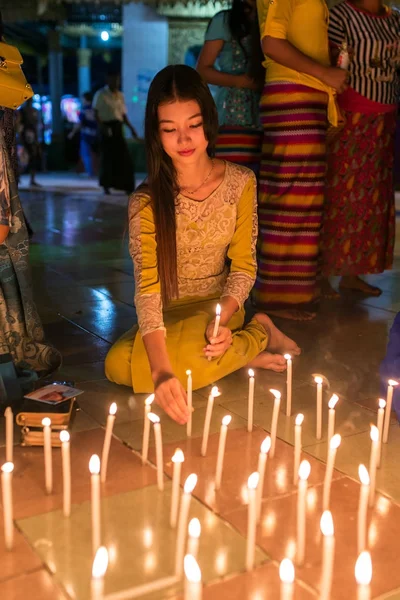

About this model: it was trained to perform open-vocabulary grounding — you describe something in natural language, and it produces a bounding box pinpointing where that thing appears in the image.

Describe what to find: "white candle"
[175,473,197,576]
[284,354,293,417]
[293,414,304,485]
[4,407,13,463]
[327,394,339,442]
[383,379,398,444]
[186,370,193,438]
[42,417,53,494]
[247,369,255,432]
[357,465,370,554]
[60,431,71,518]
[184,554,202,600]
[89,454,101,554]
[355,551,372,600]
[256,436,271,522]
[148,413,164,492]
[91,546,108,600]
[246,471,259,572]
[314,376,323,440]
[320,511,335,600]
[187,518,201,558]
[377,399,386,468]
[100,402,117,483]
[141,394,154,465]
[215,415,232,490]
[296,460,311,566]
[201,386,220,457]
[170,448,184,528]
[208,304,221,362]
[322,434,341,511]
[269,389,281,458]
[279,558,295,600]
[1,462,14,550]
[368,425,379,508]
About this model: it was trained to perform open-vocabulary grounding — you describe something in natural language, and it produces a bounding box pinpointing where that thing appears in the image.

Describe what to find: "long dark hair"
[143,65,218,306]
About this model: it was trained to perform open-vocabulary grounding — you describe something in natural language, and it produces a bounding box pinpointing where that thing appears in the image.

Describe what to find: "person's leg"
[80,140,94,176]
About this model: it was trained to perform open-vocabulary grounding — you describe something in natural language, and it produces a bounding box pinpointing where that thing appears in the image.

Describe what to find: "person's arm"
[122,113,138,138]
[129,194,188,423]
[197,40,258,90]
[260,0,347,92]
[204,173,257,357]
[67,122,81,140]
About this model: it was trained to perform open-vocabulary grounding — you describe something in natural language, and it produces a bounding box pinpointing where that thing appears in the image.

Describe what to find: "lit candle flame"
[145,394,155,406]
[211,386,220,398]
[269,388,281,400]
[184,554,202,583]
[320,510,334,536]
[330,434,341,450]
[248,368,255,378]
[109,402,117,416]
[248,471,260,490]
[1,462,14,474]
[186,369,192,376]
[388,379,399,387]
[184,473,197,494]
[295,413,304,426]
[298,460,311,481]
[378,398,386,409]
[188,518,201,539]
[261,436,271,454]
[279,558,295,583]
[42,417,51,427]
[215,304,221,316]
[222,415,232,427]
[89,454,101,475]
[370,425,379,443]
[92,546,109,579]
[358,464,370,486]
[60,431,70,443]
[284,353,292,361]
[172,448,184,463]
[355,551,372,585]
[328,394,339,409]
[147,412,160,424]
[314,375,323,385]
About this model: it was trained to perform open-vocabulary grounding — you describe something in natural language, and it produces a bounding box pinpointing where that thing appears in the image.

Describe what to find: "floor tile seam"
[302,426,371,452]
[374,586,400,600]
[361,300,398,315]
[0,565,44,586]
[58,315,113,345]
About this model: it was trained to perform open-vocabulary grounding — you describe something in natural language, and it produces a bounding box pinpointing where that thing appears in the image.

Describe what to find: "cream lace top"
[128,161,257,337]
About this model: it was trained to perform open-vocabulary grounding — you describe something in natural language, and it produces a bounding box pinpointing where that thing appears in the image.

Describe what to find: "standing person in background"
[68,92,98,177]
[196,0,265,174]
[93,70,138,195]
[253,0,347,320]
[18,98,41,187]
[320,0,400,298]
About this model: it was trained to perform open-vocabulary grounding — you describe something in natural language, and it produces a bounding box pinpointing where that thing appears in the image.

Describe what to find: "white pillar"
[122,3,169,137]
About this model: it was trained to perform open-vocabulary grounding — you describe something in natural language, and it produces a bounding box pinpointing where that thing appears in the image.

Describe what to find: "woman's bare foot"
[321,278,340,299]
[248,351,287,372]
[254,312,301,356]
[267,309,316,321]
[339,275,382,296]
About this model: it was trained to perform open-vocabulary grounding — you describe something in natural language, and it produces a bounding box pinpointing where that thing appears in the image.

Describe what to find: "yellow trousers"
[105,298,268,393]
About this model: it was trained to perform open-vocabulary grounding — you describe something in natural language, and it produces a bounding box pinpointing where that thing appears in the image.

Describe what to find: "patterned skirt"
[214,126,263,174]
[253,83,328,309]
[321,109,396,276]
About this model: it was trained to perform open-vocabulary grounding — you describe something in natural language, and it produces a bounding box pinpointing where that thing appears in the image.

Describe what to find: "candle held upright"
[284,354,293,417]
[101,402,117,483]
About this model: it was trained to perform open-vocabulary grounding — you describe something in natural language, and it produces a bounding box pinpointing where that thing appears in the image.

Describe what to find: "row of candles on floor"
[1,371,397,598]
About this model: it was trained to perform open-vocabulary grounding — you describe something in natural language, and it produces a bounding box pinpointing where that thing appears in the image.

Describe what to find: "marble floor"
[1,183,400,599]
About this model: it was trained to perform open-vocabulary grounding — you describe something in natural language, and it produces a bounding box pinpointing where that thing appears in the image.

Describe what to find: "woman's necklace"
[181,159,215,196]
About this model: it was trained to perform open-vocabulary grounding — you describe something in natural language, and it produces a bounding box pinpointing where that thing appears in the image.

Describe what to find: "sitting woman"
[105,65,300,424]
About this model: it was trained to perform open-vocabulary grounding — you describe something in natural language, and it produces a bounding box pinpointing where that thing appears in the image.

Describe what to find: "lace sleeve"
[221,172,257,307]
[129,193,165,336]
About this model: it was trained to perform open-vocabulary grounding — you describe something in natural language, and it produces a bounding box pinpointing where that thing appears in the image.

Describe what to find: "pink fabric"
[338,87,396,115]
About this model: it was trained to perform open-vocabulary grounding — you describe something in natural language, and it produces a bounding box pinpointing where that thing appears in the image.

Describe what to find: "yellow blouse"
[257,0,338,125]
[129,161,258,337]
